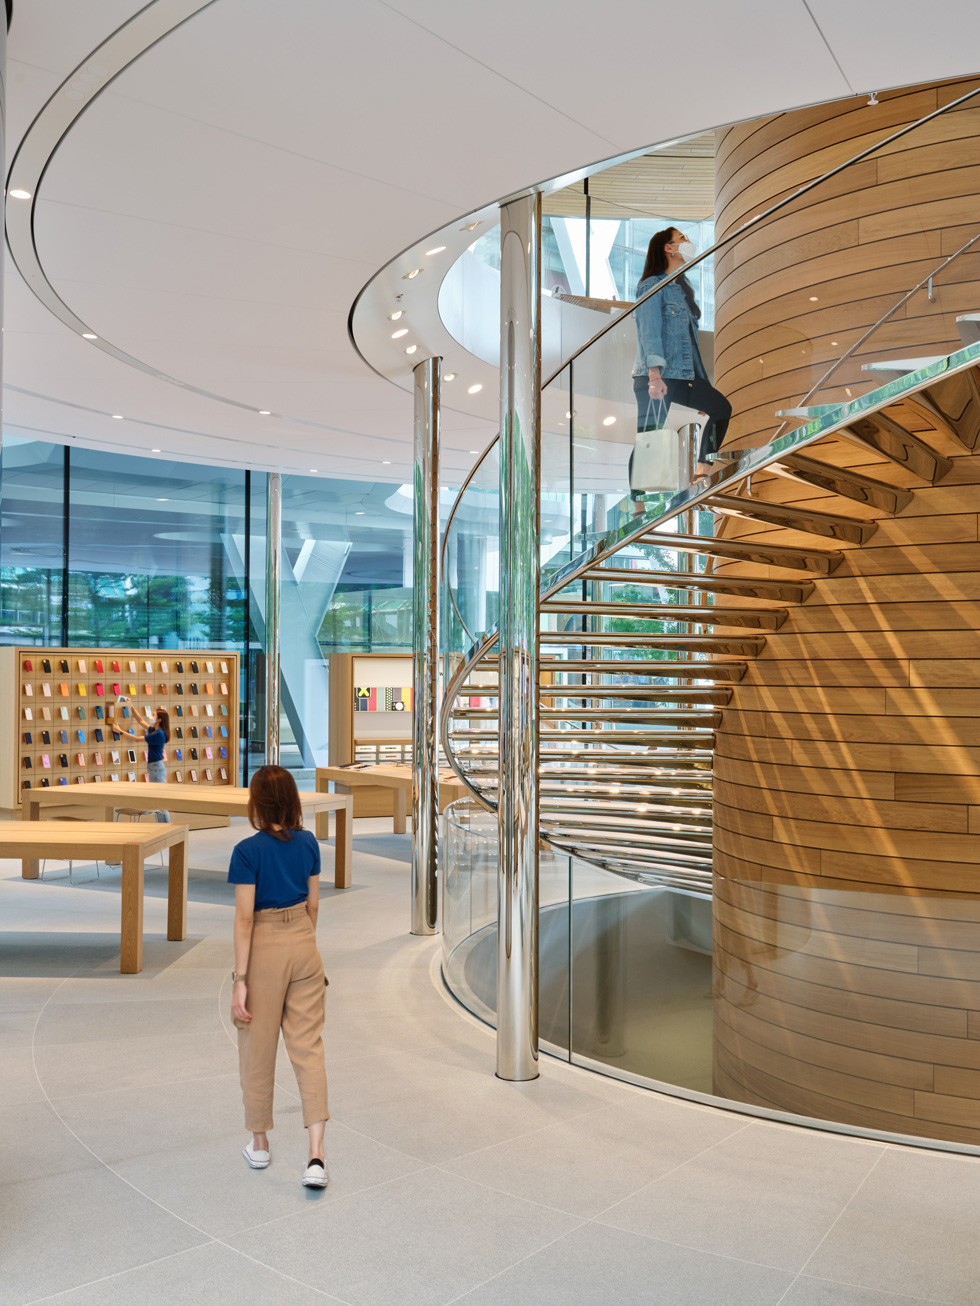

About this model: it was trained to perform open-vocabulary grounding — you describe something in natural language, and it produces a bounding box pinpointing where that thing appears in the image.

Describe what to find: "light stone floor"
[3,820,980,1306]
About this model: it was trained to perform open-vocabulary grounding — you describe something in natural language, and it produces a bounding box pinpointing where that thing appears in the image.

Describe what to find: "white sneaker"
[243,1142,270,1169]
[302,1158,328,1188]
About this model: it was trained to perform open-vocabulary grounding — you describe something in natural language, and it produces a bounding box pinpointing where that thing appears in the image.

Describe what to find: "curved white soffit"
[5,0,377,445]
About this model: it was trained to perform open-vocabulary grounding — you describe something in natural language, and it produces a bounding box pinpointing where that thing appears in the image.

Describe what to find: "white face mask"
[676,240,696,261]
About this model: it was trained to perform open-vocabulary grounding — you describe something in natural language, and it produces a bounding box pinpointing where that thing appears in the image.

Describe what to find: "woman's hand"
[231,979,251,1023]
[648,371,667,401]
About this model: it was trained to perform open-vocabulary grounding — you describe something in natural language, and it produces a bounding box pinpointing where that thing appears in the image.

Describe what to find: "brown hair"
[639,226,700,319]
[247,765,303,841]
[154,708,171,742]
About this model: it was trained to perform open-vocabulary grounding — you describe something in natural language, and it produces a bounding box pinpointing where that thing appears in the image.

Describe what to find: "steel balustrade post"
[412,357,441,935]
[496,194,541,1081]
[265,472,282,765]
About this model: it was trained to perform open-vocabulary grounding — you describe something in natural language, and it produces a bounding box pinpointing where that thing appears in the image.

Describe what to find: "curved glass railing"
[439,79,980,1152]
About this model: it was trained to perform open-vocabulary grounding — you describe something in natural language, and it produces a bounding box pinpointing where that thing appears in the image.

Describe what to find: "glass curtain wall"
[0,437,415,787]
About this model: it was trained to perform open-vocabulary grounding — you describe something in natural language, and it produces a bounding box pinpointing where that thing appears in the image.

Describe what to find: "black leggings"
[632,373,732,466]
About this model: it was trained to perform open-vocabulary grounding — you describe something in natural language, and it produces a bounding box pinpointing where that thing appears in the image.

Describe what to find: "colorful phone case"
[204,768,213,781]
[59,730,68,744]
[94,659,104,673]
[24,659,32,672]
[95,683,104,696]
[112,683,121,695]
[111,751,120,765]
[220,662,228,674]
[204,683,213,695]
[219,768,228,781]
[190,683,198,695]
[94,729,104,743]
[128,660,137,673]
[111,660,120,673]
[42,659,51,673]
[77,707,86,720]
[76,753,86,767]
[59,683,69,696]
[189,769,199,782]
[95,705,104,719]
[175,771,183,783]
[144,660,153,673]
[219,682,228,695]
[160,660,169,673]
[77,659,87,673]
[205,661,214,674]
[175,661,184,673]
[94,751,103,766]
[41,754,50,768]
[77,730,86,743]
[60,659,69,673]
[23,707,33,721]
[205,748,212,759]
[59,707,69,720]
[23,756,32,769]
[25,683,34,697]
[175,749,183,761]
[190,661,199,674]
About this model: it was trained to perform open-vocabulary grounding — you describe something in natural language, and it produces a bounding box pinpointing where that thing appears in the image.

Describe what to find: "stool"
[39,816,102,884]
[112,809,167,867]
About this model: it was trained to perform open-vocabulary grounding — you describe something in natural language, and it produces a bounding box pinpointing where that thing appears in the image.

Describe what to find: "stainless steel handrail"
[539,82,980,392]
[439,343,980,804]
[774,227,980,437]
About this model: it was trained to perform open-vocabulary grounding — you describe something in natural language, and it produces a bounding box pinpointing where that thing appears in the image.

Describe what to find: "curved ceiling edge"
[4,0,384,446]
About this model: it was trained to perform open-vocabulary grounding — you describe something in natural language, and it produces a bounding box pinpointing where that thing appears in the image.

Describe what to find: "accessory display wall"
[0,646,240,811]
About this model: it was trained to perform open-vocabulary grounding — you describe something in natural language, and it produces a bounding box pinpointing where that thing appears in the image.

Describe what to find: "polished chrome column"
[412,357,441,935]
[265,472,282,765]
[497,194,541,1081]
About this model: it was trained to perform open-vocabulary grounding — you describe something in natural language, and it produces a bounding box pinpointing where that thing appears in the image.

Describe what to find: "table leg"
[392,787,407,835]
[27,799,40,822]
[315,773,329,841]
[167,833,188,942]
[334,799,353,889]
[104,806,116,823]
[22,857,39,880]
[120,845,144,974]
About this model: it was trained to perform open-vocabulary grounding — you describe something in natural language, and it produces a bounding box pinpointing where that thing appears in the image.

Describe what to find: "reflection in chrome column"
[265,471,282,765]
[496,194,542,1081]
[412,358,441,936]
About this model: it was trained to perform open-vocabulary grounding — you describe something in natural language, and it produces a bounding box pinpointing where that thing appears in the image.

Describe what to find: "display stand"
[0,646,240,819]
[327,652,413,817]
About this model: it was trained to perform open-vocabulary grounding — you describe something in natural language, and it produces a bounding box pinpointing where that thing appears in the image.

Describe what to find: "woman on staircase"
[633,227,731,480]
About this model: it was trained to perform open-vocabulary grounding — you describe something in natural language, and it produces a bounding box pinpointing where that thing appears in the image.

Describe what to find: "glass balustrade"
[439,83,980,1149]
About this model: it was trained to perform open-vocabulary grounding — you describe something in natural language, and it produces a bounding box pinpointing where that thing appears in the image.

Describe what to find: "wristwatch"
[231,971,246,983]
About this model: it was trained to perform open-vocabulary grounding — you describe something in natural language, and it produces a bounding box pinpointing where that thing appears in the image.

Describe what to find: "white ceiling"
[4,0,980,485]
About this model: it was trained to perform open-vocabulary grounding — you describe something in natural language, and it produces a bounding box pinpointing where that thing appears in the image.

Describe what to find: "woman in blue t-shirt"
[117,703,171,823]
[228,765,330,1188]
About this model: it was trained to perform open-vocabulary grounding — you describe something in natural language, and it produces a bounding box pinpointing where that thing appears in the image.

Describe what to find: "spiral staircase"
[440,336,980,894]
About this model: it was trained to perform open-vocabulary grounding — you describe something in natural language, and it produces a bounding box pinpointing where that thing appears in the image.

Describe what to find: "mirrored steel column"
[412,357,441,935]
[497,194,541,1081]
[265,471,282,765]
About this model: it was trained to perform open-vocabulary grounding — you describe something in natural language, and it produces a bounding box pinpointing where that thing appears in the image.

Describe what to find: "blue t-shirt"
[227,828,321,911]
[145,728,165,763]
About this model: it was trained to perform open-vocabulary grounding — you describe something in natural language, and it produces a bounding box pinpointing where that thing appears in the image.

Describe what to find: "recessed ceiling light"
[469,449,478,455]
[443,373,456,382]
[831,340,838,346]
[425,245,447,256]
[405,344,417,354]
[157,497,169,502]
[403,268,422,279]
[808,296,819,302]
[565,411,572,418]
[151,448,161,453]
[111,414,123,420]
[467,383,482,394]
[355,511,365,515]
[388,310,404,320]
[258,410,271,415]
[602,415,616,426]
[81,332,97,340]
[8,188,32,200]
[382,460,391,464]
[392,328,408,338]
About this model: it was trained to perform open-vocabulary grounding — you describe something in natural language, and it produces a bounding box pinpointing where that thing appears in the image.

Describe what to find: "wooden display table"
[316,764,469,835]
[0,820,187,973]
[23,783,354,889]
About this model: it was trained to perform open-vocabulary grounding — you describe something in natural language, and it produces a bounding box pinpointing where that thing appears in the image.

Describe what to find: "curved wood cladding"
[711,381,980,1144]
[713,76,980,450]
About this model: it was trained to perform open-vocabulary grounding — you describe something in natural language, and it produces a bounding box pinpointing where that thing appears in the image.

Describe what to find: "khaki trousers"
[236,905,329,1132]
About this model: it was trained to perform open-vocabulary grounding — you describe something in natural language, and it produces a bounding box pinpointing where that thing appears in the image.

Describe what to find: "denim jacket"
[632,273,699,380]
